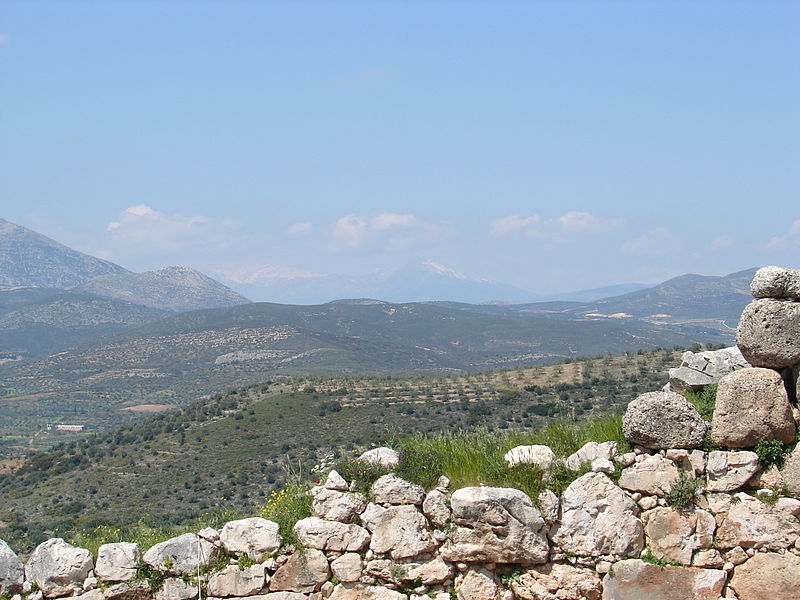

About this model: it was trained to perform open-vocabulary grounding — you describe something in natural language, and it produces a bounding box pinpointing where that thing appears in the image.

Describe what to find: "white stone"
[24,539,93,598]
[357,448,400,469]
[294,517,370,552]
[330,554,362,583]
[566,442,618,471]
[618,454,680,497]
[706,451,761,492]
[0,538,23,594]
[504,445,555,471]
[219,518,282,561]
[207,564,267,597]
[95,543,140,582]
[370,474,424,505]
[312,488,368,523]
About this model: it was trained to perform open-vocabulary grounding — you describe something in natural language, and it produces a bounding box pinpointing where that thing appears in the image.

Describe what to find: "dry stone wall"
[2,266,799,600]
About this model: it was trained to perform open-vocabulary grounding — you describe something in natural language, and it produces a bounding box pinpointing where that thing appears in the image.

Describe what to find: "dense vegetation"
[0,348,688,554]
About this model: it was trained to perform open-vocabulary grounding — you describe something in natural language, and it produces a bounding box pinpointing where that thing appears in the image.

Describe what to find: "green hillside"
[0,349,680,553]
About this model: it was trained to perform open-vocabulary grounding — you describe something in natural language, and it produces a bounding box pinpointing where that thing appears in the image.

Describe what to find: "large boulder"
[441,486,549,564]
[370,474,424,505]
[0,538,23,594]
[711,368,796,447]
[600,560,726,600]
[643,507,715,564]
[328,584,407,600]
[329,554,362,583]
[142,533,216,576]
[504,445,555,470]
[311,488,367,523]
[565,441,617,471]
[95,543,140,582]
[618,454,680,497]
[623,392,707,449]
[219,518,282,561]
[293,517,370,552]
[365,504,438,560]
[550,473,643,558]
[510,564,602,600]
[714,492,800,550]
[207,564,267,597]
[24,538,94,598]
[667,346,750,393]
[705,450,761,492]
[736,298,800,368]
[269,549,329,594]
[357,448,399,469]
[750,265,800,300]
[729,552,800,600]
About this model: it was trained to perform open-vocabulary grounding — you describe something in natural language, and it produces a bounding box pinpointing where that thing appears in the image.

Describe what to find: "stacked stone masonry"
[2,266,800,600]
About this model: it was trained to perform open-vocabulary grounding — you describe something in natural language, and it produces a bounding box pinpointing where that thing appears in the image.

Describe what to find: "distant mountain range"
[0,218,250,356]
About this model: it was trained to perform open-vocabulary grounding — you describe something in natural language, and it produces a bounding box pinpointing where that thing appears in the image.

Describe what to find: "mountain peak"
[0,217,128,288]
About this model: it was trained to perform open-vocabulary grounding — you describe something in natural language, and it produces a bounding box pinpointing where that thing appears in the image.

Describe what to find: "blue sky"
[1,1,798,298]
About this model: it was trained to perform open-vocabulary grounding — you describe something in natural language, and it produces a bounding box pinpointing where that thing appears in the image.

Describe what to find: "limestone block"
[623,392,707,449]
[736,298,800,368]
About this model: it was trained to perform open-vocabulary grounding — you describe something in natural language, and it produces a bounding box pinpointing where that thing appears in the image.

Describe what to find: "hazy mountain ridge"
[0,218,128,288]
[76,265,251,312]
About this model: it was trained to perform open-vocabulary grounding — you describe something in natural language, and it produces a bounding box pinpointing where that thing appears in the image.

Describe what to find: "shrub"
[259,482,312,550]
[665,472,699,510]
[683,385,716,422]
[755,439,789,469]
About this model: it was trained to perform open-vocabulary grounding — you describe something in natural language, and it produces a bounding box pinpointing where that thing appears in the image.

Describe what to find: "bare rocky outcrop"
[24,539,94,598]
[219,518,282,561]
[0,538,23,594]
[441,486,548,564]
[729,552,800,600]
[600,560,726,600]
[142,533,216,576]
[550,473,643,558]
[736,298,800,368]
[750,265,800,300]
[711,367,796,447]
[622,392,707,449]
[95,543,140,582]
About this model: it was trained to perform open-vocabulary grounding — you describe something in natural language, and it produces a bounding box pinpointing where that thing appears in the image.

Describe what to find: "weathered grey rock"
[441,486,549,564]
[565,441,617,471]
[623,392,707,449]
[95,543,140,582]
[706,451,761,492]
[668,346,750,393]
[782,443,800,498]
[421,489,450,528]
[403,557,453,585]
[0,538,23,594]
[551,472,643,558]
[510,564,601,600]
[711,368,796,447]
[101,581,151,600]
[370,474,424,505]
[714,492,800,549]
[24,539,94,598]
[736,298,800,368]
[330,554,362,583]
[537,490,560,525]
[312,488,368,523]
[357,448,399,469]
[729,552,800,600]
[328,584,407,600]
[600,559,726,600]
[324,470,349,491]
[618,454,680,497]
[750,265,800,300]
[293,517,370,552]
[269,549,329,594]
[143,533,216,576]
[197,528,219,543]
[643,508,715,564]
[74,590,104,600]
[504,445,555,470]
[207,564,267,597]
[219,518,282,561]
[691,549,724,569]
[457,567,497,600]
[367,505,438,560]
[153,578,196,600]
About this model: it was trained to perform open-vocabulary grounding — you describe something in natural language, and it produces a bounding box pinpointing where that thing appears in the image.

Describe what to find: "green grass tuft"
[683,385,716,422]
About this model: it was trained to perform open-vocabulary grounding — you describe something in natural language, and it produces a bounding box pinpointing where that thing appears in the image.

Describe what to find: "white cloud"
[621,227,681,256]
[490,215,540,235]
[288,222,313,235]
[331,212,432,251]
[491,211,621,240]
[767,220,800,249]
[708,235,735,250]
[103,204,240,256]
[373,213,419,230]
